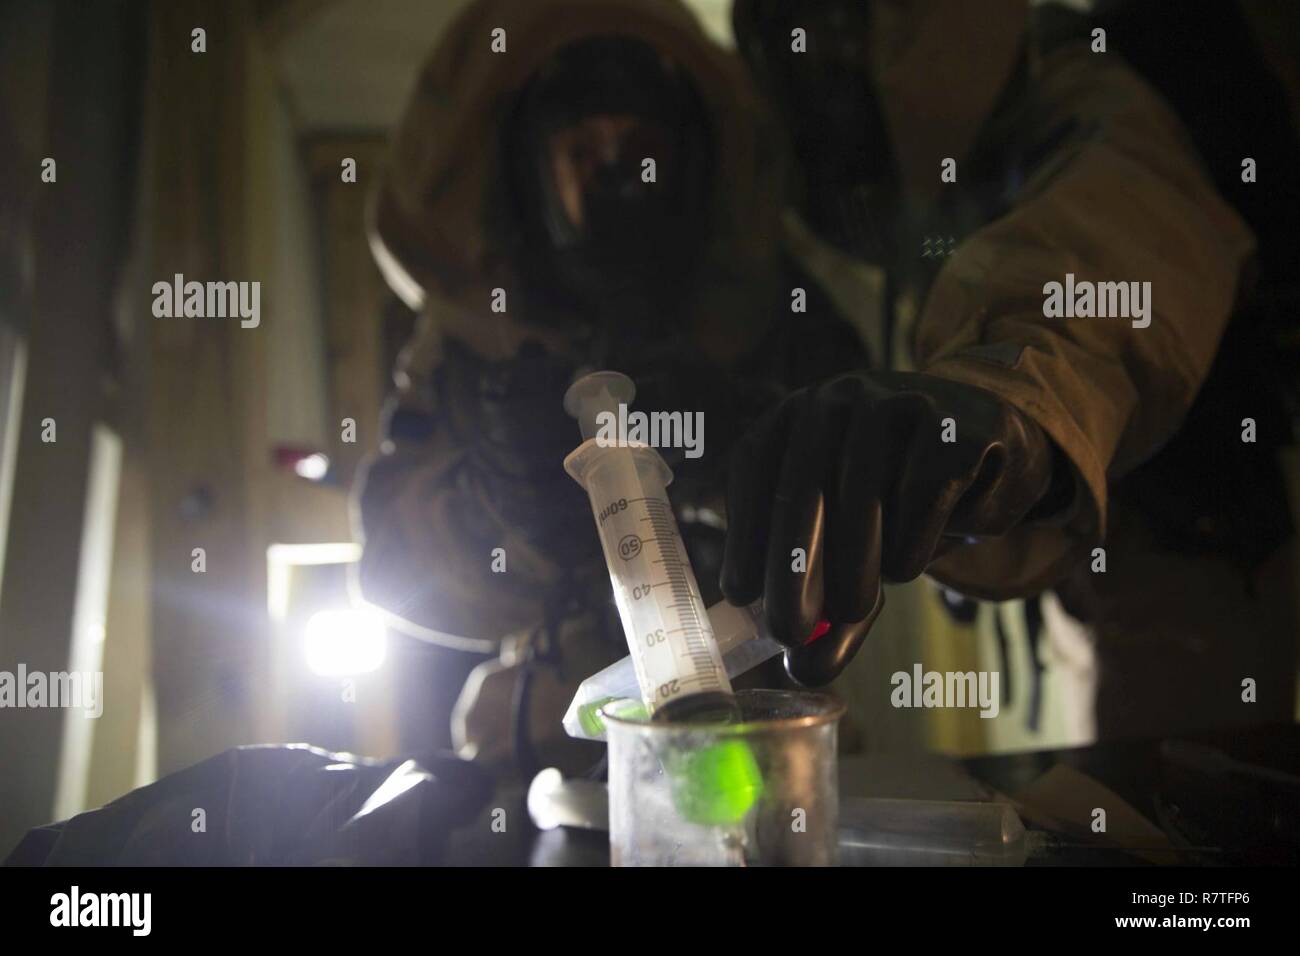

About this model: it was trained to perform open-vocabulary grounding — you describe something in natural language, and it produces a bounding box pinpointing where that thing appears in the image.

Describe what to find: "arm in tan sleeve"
[918,42,1255,598]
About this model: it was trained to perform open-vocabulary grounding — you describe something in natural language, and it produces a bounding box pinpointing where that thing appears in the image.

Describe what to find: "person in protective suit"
[359,0,1297,772]
[358,0,861,773]
[724,0,1298,736]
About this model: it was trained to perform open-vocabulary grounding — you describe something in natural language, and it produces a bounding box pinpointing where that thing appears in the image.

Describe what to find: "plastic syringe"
[563,371,733,718]
[563,599,783,740]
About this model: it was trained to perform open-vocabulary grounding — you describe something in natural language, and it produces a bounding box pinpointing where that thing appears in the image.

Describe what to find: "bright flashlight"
[303,606,387,676]
[294,453,330,481]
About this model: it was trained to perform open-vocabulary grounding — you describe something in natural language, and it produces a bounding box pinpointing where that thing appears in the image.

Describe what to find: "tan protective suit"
[362,0,785,620]
[357,0,790,769]
[764,0,1296,742]
[359,0,1296,768]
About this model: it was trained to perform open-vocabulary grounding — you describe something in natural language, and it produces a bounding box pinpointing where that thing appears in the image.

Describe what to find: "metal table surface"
[446,722,1300,866]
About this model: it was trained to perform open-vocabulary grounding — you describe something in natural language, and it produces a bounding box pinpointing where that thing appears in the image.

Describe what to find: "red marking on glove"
[804,619,832,645]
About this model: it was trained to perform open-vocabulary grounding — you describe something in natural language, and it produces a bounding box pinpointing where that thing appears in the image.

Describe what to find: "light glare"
[295,453,330,481]
[304,607,387,676]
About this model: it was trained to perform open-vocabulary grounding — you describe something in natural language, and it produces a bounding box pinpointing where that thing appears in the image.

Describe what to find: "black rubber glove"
[721,371,1056,686]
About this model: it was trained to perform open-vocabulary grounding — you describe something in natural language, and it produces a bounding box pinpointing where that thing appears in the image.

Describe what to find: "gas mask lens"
[543,114,681,251]
[508,36,711,312]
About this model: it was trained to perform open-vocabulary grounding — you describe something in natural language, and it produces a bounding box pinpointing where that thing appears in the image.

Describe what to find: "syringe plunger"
[563,371,636,441]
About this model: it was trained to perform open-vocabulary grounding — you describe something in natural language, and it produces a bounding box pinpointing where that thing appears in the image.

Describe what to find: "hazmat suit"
[358,0,1297,773]
[358,0,836,772]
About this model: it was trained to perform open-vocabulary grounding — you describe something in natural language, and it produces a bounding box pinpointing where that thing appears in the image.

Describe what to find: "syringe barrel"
[565,438,730,714]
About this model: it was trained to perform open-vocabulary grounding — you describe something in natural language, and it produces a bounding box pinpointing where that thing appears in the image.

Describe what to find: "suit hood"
[372,0,785,322]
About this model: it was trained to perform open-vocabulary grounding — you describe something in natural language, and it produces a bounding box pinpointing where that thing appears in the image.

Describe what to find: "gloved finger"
[823,397,887,624]
[883,402,984,580]
[763,493,827,647]
[784,586,885,686]
[721,397,799,606]
[763,393,836,646]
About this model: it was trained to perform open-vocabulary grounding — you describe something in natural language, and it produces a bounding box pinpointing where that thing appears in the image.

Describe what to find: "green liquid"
[668,738,765,826]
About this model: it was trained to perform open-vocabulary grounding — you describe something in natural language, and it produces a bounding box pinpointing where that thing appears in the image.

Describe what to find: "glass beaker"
[603,689,845,866]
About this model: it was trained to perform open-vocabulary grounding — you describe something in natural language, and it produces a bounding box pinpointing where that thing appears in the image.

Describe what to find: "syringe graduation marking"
[568,374,730,708]
[641,497,721,683]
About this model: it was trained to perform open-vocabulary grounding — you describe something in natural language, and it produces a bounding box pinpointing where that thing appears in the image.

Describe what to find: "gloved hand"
[720,370,1058,686]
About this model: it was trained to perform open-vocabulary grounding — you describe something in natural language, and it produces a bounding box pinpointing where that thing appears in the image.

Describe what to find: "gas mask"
[507,36,712,336]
